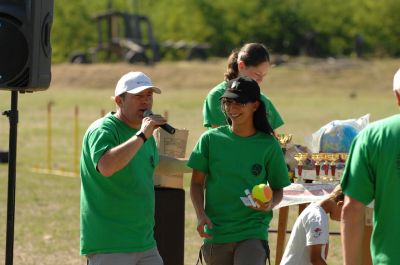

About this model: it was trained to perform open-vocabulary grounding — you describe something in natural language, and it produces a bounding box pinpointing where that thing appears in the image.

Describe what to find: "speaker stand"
[2,91,19,265]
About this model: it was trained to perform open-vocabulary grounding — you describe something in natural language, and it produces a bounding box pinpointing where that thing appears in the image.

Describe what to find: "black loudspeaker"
[0,149,9,163]
[154,187,185,265]
[0,0,53,91]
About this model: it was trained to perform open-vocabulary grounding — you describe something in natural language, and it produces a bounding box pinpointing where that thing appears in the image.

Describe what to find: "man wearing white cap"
[341,68,400,265]
[80,72,188,265]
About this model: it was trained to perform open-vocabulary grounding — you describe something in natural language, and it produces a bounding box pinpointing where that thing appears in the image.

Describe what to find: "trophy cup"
[320,153,330,182]
[311,153,323,183]
[294,153,308,183]
[277,133,293,153]
[326,153,340,181]
[339,153,348,162]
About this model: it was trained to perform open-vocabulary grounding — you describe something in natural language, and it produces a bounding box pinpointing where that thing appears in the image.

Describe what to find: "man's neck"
[114,111,141,129]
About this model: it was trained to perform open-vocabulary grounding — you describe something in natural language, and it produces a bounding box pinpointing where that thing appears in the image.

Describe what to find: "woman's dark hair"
[222,100,274,135]
[224,43,270,81]
[253,101,274,135]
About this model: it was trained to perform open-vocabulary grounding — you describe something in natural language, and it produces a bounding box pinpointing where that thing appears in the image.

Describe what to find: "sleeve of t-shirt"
[305,211,329,246]
[203,84,226,128]
[341,131,375,205]
[88,128,118,170]
[187,131,210,174]
[265,139,291,189]
[260,93,284,130]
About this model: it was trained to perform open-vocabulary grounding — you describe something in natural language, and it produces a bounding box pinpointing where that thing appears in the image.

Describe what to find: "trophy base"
[295,169,344,182]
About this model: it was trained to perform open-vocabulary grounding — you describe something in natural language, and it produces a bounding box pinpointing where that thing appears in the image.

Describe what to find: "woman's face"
[238,61,269,84]
[222,98,259,127]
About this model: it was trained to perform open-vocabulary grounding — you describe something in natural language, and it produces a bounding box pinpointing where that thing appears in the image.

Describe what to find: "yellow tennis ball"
[252,184,273,203]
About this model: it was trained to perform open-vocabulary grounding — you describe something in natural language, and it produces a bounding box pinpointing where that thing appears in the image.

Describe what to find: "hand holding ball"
[252,184,272,203]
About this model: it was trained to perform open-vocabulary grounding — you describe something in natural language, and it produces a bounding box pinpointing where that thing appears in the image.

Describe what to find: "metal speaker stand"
[2,91,19,265]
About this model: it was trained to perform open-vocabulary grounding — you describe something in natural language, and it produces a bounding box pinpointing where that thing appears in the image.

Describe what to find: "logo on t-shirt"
[251,164,262,176]
[312,227,322,238]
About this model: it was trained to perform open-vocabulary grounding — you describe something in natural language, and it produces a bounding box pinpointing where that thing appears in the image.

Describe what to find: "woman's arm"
[190,169,212,238]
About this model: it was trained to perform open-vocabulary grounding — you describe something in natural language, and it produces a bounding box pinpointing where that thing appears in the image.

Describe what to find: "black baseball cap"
[221,76,261,103]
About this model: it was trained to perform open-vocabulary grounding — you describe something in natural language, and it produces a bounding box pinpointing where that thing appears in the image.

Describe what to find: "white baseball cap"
[115,72,161,97]
[394,69,400,92]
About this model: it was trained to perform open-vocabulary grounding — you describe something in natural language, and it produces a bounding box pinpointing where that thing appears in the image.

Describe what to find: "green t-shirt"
[80,112,159,255]
[203,81,284,130]
[188,126,291,243]
[341,114,400,265]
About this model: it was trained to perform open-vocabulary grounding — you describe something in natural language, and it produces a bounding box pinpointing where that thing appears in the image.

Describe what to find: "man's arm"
[97,115,165,177]
[310,244,327,265]
[97,135,147,177]
[155,155,191,176]
[341,195,366,265]
[190,170,212,238]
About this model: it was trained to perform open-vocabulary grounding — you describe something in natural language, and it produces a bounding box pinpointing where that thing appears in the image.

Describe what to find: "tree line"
[52,0,400,63]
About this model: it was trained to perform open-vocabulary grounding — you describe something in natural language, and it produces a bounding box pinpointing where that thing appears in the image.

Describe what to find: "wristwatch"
[135,131,147,143]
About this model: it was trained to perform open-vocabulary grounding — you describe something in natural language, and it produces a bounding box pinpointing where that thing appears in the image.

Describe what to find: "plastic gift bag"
[306,114,370,153]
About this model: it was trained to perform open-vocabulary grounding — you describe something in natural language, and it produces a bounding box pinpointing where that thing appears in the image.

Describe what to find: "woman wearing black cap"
[203,43,284,131]
[188,76,291,265]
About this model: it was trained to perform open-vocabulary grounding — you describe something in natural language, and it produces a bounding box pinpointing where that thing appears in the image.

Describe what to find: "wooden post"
[73,106,79,176]
[47,102,53,171]
[275,206,289,265]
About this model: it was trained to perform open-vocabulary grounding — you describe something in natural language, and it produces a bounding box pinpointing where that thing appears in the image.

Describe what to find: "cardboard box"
[153,128,188,189]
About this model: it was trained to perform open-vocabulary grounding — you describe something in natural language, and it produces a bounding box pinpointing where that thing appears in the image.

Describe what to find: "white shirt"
[280,203,329,265]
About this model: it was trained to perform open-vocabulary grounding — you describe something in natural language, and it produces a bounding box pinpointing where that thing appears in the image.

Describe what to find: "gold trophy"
[311,153,324,182]
[294,153,309,183]
[339,153,348,162]
[320,153,330,182]
[326,153,340,181]
[277,133,293,153]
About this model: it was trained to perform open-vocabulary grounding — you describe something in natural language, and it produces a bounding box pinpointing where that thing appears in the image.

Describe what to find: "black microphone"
[144,110,176,134]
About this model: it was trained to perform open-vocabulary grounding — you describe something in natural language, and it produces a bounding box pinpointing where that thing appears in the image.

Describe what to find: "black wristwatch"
[135,131,147,143]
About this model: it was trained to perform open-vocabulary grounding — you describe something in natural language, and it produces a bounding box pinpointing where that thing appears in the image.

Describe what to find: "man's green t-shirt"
[188,126,291,243]
[341,114,400,265]
[80,113,159,255]
[203,81,284,129]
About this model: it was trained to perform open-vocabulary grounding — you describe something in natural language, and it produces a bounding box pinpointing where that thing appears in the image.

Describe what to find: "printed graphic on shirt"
[251,164,262,176]
[312,227,322,238]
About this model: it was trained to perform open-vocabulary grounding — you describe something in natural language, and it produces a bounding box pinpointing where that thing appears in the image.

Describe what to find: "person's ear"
[115,95,123,107]
[238,60,246,72]
[395,90,400,107]
[252,100,260,112]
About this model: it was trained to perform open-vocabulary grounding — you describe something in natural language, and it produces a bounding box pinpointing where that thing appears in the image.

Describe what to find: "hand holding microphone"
[143,110,176,134]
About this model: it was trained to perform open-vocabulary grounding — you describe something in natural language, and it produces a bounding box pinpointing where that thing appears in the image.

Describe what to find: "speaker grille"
[0,18,28,86]
[7,67,29,87]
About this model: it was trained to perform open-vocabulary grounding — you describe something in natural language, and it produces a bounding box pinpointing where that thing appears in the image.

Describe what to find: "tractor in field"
[70,9,160,65]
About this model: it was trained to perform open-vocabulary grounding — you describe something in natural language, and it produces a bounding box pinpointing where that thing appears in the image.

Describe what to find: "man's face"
[117,89,154,127]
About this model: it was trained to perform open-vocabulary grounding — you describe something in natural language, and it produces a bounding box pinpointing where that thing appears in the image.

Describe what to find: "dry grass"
[0,57,399,264]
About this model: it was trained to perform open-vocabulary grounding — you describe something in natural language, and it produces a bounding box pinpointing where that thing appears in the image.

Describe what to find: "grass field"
[0,57,399,265]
